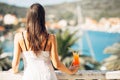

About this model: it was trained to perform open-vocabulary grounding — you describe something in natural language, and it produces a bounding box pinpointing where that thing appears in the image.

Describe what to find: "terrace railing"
[0,70,120,80]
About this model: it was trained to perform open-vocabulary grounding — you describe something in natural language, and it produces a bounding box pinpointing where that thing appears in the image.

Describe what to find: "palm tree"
[56,29,80,62]
[103,42,120,70]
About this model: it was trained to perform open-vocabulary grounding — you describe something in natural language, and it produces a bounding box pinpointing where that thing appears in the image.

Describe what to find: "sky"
[0,0,77,7]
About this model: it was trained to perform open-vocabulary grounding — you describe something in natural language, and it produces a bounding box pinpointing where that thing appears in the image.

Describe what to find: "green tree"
[56,29,80,62]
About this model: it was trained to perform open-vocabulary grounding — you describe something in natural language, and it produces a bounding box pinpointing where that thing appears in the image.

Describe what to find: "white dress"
[22,51,58,80]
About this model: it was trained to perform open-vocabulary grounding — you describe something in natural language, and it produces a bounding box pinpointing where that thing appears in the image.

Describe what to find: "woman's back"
[18,31,51,52]
[21,31,57,80]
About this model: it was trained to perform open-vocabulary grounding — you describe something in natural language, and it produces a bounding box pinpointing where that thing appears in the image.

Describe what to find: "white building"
[3,14,18,25]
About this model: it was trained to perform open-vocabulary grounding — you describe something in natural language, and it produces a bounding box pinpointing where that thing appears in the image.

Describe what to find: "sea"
[71,30,120,62]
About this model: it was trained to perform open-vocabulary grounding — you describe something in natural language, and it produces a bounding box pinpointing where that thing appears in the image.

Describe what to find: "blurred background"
[0,0,120,71]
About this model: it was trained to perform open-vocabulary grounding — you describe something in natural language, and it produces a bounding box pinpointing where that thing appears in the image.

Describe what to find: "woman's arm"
[50,34,79,75]
[12,33,22,73]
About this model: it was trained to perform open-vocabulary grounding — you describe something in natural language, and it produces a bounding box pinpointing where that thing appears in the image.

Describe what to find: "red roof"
[0,26,5,31]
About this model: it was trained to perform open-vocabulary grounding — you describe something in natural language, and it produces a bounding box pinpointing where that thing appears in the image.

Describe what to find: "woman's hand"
[69,64,80,74]
[8,68,12,72]
[8,68,18,74]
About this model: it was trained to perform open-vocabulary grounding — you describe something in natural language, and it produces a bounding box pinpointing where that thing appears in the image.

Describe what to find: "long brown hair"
[26,3,48,54]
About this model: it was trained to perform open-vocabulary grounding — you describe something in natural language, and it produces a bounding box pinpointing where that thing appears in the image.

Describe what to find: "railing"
[0,70,120,80]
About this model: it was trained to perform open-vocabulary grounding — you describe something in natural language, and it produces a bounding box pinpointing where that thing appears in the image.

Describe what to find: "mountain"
[44,0,120,20]
[0,0,120,20]
[0,3,27,17]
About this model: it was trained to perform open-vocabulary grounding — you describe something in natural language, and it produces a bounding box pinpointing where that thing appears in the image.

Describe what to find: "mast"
[76,3,82,26]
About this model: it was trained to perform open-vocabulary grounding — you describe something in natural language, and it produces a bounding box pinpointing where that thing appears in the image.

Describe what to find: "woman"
[12,3,79,80]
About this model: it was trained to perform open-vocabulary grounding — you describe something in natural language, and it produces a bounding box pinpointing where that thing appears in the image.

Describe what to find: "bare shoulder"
[14,32,22,42]
[49,34,56,41]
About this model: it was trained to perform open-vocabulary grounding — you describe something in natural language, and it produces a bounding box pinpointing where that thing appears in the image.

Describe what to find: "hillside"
[44,0,120,20]
[0,3,27,17]
[0,0,120,20]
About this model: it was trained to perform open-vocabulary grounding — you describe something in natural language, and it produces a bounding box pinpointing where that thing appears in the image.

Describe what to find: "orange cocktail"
[72,52,80,66]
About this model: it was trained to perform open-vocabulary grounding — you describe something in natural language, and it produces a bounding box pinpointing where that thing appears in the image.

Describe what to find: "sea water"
[72,30,120,62]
